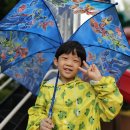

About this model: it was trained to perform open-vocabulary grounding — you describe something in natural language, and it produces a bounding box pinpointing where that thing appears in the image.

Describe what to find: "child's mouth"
[64,68,72,73]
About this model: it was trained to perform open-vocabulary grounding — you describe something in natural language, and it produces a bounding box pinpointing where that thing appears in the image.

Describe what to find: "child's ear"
[54,57,58,67]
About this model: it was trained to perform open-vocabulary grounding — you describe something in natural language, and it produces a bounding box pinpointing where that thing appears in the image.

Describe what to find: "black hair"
[55,41,86,65]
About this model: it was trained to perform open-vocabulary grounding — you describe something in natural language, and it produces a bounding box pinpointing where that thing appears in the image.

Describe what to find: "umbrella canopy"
[0,0,63,95]
[69,3,130,81]
[0,0,130,96]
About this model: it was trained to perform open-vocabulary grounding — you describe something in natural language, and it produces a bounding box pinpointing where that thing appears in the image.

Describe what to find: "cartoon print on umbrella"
[46,0,112,16]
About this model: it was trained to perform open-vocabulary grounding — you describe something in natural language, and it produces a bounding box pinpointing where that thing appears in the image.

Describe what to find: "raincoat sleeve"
[26,81,48,130]
[90,76,123,122]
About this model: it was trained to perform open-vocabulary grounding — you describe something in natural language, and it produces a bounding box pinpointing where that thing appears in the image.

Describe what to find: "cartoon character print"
[106,32,126,49]
[79,122,85,130]
[78,84,85,90]
[36,53,46,64]
[90,16,128,50]
[95,102,104,115]
[14,53,46,88]
[33,9,45,20]
[86,91,92,98]
[89,116,95,125]
[0,0,55,30]
[1,13,34,29]
[84,108,90,116]
[61,91,66,99]
[86,51,96,62]
[109,106,116,114]
[65,99,73,107]
[67,122,75,130]
[76,97,83,104]
[0,35,14,48]
[42,21,54,30]
[30,0,38,6]
[14,46,28,59]
[18,4,27,13]
[58,111,67,120]
[71,0,85,10]
[34,9,55,31]
[0,31,29,64]
[99,50,129,80]
[115,27,122,37]
[73,4,98,15]
[73,108,80,116]
[0,50,6,60]
[90,16,112,37]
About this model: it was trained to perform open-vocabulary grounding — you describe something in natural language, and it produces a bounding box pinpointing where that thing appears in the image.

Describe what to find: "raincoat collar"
[45,76,83,87]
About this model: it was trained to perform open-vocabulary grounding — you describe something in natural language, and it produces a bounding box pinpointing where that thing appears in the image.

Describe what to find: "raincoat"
[26,76,123,130]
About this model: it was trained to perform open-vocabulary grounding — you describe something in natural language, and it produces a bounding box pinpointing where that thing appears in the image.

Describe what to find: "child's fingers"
[78,61,90,73]
[46,118,53,125]
[78,66,87,74]
[83,61,90,69]
[40,123,53,130]
[92,64,100,71]
[40,118,54,129]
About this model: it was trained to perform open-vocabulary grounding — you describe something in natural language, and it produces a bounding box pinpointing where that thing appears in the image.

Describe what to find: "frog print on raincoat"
[65,99,73,107]
[58,110,67,120]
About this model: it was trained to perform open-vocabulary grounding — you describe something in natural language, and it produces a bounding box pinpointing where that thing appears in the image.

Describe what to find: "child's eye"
[62,57,68,60]
[73,60,79,63]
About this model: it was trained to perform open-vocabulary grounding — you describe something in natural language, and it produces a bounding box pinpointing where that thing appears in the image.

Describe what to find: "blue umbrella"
[0,0,63,95]
[0,0,130,116]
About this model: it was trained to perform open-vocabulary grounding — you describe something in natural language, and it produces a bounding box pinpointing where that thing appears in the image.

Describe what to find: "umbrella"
[0,0,130,98]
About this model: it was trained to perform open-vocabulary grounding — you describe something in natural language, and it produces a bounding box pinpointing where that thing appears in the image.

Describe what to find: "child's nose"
[66,60,73,66]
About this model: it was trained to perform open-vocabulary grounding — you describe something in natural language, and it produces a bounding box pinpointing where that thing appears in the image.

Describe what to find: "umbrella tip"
[115,2,118,5]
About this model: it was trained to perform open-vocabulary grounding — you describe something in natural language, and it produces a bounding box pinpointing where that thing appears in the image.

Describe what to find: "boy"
[26,41,123,130]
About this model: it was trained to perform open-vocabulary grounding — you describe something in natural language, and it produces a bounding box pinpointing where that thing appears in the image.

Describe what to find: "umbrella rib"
[0,29,62,45]
[43,0,63,45]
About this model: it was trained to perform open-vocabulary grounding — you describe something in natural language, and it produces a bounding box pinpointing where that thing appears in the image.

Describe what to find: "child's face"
[54,52,82,83]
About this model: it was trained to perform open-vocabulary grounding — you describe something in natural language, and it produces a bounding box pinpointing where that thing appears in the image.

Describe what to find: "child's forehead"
[61,52,79,58]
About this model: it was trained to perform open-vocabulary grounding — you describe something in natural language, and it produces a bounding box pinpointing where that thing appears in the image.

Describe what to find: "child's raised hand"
[40,118,54,130]
[78,61,102,81]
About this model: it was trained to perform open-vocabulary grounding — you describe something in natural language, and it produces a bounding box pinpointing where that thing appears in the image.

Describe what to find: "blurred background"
[0,0,130,130]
